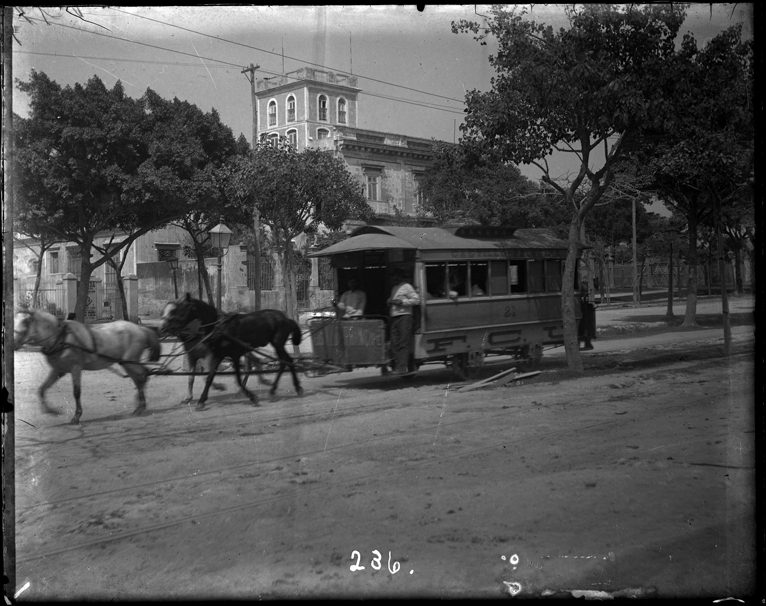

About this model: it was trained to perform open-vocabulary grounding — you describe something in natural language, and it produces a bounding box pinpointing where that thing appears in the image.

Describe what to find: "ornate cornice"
[338,140,434,161]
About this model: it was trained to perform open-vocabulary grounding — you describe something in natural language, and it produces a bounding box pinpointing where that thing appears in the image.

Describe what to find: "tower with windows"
[256,67,359,151]
[255,66,441,220]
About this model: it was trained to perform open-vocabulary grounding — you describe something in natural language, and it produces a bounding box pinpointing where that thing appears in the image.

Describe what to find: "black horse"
[160,294,303,410]
[159,301,273,404]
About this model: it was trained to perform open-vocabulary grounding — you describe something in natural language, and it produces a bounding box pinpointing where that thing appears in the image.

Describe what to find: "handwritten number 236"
[350,550,400,574]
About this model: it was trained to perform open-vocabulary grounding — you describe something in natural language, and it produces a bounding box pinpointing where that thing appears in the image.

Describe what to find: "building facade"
[255,67,435,218]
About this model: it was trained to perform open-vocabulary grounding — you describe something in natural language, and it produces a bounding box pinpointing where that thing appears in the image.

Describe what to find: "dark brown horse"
[159,300,271,404]
[160,294,303,410]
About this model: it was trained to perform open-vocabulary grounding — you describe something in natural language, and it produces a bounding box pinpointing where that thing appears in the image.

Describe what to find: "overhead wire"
[108,7,466,105]
[18,17,466,116]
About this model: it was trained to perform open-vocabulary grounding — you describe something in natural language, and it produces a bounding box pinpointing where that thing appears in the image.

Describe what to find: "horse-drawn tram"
[308,224,596,380]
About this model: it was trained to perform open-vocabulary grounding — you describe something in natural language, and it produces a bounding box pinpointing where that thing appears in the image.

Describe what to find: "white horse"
[13,309,161,424]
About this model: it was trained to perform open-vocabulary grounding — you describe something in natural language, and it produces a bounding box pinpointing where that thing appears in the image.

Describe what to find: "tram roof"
[309,225,570,257]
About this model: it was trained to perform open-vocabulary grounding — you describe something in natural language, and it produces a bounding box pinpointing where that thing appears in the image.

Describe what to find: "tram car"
[307,224,596,379]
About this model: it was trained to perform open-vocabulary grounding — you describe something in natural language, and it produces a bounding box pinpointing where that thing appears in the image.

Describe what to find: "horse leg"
[181,353,197,404]
[232,357,259,406]
[38,367,66,415]
[249,353,273,387]
[69,367,84,425]
[275,343,303,398]
[195,354,224,411]
[122,362,148,415]
[208,355,226,392]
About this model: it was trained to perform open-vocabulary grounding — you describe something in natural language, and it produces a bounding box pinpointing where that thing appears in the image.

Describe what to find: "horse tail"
[290,319,302,346]
[143,326,162,362]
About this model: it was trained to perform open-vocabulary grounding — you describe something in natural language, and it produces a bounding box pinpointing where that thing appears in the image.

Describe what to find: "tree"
[223,138,372,320]
[419,142,545,226]
[168,132,252,305]
[453,4,687,371]
[619,23,753,324]
[14,71,242,320]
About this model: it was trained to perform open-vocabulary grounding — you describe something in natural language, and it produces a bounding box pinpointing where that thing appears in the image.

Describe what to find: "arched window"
[286,129,297,149]
[268,100,277,127]
[337,98,347,124]
[287,95,296,123]
[317,128,330,140]
[268,133,279,147]
[318,95,328,122]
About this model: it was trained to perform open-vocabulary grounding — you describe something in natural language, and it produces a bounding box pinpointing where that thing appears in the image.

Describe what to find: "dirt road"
[12,326,756,600]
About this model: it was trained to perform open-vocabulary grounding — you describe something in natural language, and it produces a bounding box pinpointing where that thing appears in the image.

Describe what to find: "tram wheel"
[517,344,543,373]
[452,353,481,381]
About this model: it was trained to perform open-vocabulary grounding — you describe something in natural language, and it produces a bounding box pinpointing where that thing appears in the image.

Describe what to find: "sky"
[11,4,754,184]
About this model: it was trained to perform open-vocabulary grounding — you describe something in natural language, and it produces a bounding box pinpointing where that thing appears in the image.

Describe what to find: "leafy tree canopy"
[419,142,554,227]
[14,70,242,318]
[223,138,373,245]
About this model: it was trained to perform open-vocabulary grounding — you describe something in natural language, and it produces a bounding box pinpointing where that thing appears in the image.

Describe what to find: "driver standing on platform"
[387,268,420,375]
[334,278,366,319]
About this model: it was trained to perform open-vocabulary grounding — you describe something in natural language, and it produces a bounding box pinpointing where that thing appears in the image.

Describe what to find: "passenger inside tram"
[470,261,488,296]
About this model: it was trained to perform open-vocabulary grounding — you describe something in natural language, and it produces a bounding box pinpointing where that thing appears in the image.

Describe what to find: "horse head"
[161,293,218,337]
[13,309,59,350]
[13,309,33,350]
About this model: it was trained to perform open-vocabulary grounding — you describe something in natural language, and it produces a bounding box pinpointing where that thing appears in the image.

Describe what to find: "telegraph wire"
[16,31,466,115]
[15,50,234,69]
[109,7,466,106]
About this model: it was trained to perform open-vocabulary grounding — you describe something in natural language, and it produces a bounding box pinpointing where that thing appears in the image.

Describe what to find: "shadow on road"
[617,311,754,327]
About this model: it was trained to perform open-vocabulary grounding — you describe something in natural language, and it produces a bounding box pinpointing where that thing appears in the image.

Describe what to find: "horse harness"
[41,320,98,358]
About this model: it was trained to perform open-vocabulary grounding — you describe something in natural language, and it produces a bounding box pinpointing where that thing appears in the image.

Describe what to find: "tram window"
[509,261,527,293]
[470,262,488,296]
[528,260,545,292]
[425,262,448,299]
[545,260,562,292]
[448,262,468,297]
[490,261,509,295]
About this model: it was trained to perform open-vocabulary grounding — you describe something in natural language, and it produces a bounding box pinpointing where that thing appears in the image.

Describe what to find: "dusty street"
[12,319,756,600]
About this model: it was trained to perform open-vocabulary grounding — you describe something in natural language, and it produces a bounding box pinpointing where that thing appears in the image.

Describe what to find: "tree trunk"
[734,249,743,294]
[279,238,298,321]
[562,216,583,372]
[682,212,699,327]
[74,241,94,322]
[114,262,129,321]
[192,242,214,305]
[32,260,43,309]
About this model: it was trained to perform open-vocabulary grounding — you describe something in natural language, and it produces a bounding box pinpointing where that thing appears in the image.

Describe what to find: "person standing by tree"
[387,268,420,375]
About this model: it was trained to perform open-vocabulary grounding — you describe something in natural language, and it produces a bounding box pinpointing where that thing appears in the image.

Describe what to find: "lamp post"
[168,256,179,300]
[209,217,232,311]
[664,228,677,319]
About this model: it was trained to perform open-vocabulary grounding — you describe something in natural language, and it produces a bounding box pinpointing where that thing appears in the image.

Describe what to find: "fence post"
[88,276,103,321]
[62,273,78,318]
[123,274,139,322]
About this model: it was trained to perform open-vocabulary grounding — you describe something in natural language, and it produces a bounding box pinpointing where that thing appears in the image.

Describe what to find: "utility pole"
[3,6,17,598]
[241,63,262,310]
